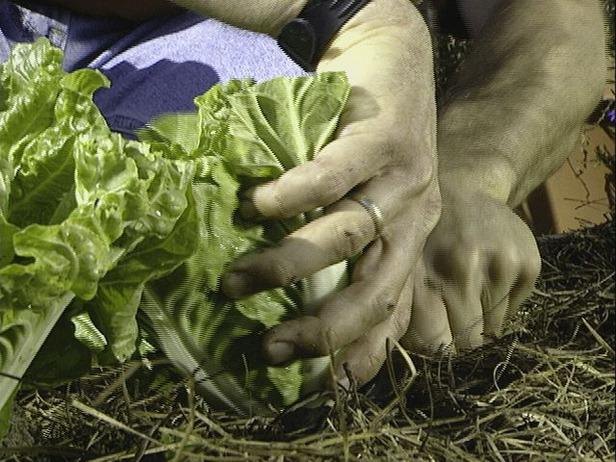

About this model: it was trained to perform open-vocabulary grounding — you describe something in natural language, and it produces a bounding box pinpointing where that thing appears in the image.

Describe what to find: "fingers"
[482,233,541,337]
[222,198,377,298]
[262,236,414,362]
[431,241,485,351]
[442,282,484,352]
[329,276,413,387]
[401,262,453,354]
[250,178,437,364]
[223,170,415,298]
[482,293,510,338]
[405,225,541,355]
[241,133,391,220]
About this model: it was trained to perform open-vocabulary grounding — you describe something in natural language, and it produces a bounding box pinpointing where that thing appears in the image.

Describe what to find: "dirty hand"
[402,184,541,354]
[222,0,440,387]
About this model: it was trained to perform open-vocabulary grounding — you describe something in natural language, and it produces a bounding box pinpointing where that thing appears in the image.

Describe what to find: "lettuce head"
[0,38,351,429]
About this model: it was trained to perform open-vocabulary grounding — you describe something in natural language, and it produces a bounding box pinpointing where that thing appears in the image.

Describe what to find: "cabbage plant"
[0,38,351,431]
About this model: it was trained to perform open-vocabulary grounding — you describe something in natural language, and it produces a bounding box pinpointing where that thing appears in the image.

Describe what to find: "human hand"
[401,185,541,354]
[222,0,441,387]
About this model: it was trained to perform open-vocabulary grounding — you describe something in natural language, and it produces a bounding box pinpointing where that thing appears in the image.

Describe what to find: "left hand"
[221,0,441,387]
[401,186,541,354]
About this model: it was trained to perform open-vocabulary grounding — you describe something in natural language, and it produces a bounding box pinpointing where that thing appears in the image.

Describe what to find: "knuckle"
[265,257,297,287]
[270,179,290,218]
[311,165,347,205]
[288,317,332,356]
[489,246,520,281]
[411,157,438,192]
[312,326,337,356]
[447,244,482,280]
[391,311,410,339]
[391,163,439,216]
[500,245,522,268]
[372,288,399,320]
[331,223,370,260]
[381,134,404,161]
[358,134,399,165]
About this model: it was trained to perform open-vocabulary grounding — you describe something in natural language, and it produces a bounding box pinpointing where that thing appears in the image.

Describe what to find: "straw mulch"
[2,2,614,459]
[1,216,613,462]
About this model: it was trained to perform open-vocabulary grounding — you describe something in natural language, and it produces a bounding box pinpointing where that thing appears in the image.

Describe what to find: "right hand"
[222,0,441,388]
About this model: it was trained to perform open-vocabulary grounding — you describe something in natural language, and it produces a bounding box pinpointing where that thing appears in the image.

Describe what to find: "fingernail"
[265,341,295,365]
[221,272,254,298]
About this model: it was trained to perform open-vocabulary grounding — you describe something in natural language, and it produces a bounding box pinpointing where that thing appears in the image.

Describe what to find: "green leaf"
[0,384,17,440]
[0,214,17,267]
[137,112,201,155]
[143,72,351,411]
[0,292,74,413]
[0,40,193,408]
[0,38,64,216]
[71,311,108,353]
[8,68,109,228]
[85,284,141,362]
[78,145,197,363]
[195,72,350,178]
[0,39,352,414]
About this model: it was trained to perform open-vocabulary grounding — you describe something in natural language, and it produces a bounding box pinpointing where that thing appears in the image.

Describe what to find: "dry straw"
[1,218,613,462]
[1,3,614,458]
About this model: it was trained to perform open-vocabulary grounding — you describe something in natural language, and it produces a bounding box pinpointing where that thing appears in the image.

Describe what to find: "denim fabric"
[0,1,307,136]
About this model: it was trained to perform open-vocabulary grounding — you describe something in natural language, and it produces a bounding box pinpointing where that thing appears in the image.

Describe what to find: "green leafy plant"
[0,38,351,432]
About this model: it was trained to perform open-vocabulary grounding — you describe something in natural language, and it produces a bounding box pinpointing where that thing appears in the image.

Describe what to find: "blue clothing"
[0,1,307,136]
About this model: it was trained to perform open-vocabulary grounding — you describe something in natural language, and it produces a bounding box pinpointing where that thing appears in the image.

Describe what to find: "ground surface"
[1,2,614,460]
[2,219,613,461]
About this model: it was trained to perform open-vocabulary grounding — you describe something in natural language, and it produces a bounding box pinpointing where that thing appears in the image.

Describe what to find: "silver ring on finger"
[350,197,385,237]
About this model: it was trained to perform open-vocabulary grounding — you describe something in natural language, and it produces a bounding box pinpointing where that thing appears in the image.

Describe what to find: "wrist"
[316,0,433,109]
[319,0,429,60]
[344,0,426,28]
[438,155,516,206]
